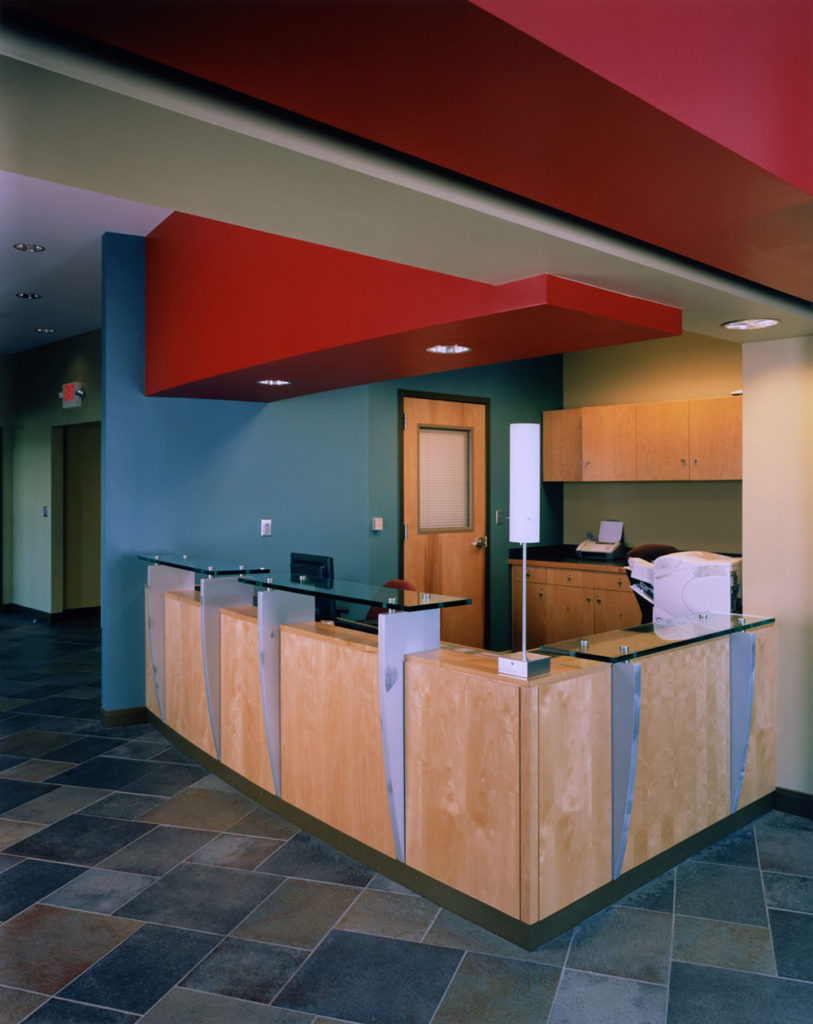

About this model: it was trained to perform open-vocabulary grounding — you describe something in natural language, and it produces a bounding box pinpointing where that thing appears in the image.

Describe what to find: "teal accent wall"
[101,233,563,710]
[7,331,102,613]
[101,233,373,712]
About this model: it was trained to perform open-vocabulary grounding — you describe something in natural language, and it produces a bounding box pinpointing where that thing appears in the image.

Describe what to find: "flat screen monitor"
[289,552,335,620]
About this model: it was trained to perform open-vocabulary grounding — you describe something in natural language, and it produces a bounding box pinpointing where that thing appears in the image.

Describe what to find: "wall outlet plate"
[260,518,272,536]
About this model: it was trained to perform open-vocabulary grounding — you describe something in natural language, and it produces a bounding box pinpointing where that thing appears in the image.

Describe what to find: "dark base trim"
[102,706,149,728]
[144,710,802,950]
[0,603,101,624]
[774,786,813,820]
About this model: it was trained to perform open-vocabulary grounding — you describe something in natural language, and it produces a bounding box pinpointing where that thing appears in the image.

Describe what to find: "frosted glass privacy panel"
[509,423,540,544]
[418,427,472,531]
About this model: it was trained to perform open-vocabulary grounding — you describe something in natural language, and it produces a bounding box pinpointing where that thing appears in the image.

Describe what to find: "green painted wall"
[11,331,102,613]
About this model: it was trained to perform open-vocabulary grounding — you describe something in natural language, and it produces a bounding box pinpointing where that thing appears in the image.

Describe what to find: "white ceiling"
[2,20,813,358]
[1,171,169,353]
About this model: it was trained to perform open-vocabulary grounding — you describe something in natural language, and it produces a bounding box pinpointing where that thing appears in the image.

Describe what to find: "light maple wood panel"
[164,590,217,758]
[542,408,582,481]
[636,400,690,480]
[536,663,613,918]
[738,624,777,808]
[581,403,637,480]
[621,638,730,874]
[144,588,160,717]
[690,397,742,480]
[280,623,395,857]
[405,656,522,917]
[220,606,275,794]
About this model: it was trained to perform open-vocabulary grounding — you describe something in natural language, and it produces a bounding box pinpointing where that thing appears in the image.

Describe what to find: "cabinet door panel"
[636,400,690,480]
[594,588,642,632]
[544,584,594,642]
[581,404,637,480]
[511,566,547,649]
[689,397,742,479]
[542,408,582,481]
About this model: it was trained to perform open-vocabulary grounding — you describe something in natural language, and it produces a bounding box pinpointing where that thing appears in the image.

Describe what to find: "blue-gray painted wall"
[101,233,562,712]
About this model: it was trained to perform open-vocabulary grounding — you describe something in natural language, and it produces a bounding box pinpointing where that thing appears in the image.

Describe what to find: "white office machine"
[576,519,624,558]
[628,550,742,622]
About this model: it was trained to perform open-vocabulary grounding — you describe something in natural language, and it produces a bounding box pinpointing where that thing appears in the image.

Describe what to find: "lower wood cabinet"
[511,562,641,648]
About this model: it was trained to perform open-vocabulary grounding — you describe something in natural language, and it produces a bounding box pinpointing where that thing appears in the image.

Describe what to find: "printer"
[627,550,742,623]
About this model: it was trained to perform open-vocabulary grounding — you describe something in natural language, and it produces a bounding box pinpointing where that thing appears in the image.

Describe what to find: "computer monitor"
[289,552,335,620]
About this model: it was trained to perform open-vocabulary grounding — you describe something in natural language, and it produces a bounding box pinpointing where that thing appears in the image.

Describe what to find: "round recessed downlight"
[256,379,292,386]
[16,291,42,299]
[36,327,55,334]
[721,318,780,331]
[426,344,472,354]
[13,242,46,253]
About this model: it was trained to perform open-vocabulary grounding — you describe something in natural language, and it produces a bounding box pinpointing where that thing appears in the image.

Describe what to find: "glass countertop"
[239,572,471,611]
[138,553,270,576]
[540,613,775,663]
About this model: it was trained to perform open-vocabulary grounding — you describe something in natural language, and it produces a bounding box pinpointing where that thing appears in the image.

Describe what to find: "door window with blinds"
[418,426,472,532]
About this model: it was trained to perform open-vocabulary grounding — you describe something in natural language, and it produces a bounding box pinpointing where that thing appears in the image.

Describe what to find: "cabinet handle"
[680,457,687,464]
[595,597,601,604]
[693,457,698,464]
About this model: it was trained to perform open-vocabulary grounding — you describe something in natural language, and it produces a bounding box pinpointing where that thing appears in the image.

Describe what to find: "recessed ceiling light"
[16,291,42,299]
[13,242,46,253]
[256,379,292,386]
[36,327,55,334]
[721,318,780,331]
[426,344,472,354]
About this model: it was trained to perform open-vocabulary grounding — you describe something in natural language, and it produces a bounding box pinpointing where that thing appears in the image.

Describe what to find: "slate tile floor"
[0,613,811,1023]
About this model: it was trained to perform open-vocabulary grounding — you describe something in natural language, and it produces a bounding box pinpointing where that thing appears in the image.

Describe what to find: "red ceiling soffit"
[145,213,681,402]
[6,0,813,303]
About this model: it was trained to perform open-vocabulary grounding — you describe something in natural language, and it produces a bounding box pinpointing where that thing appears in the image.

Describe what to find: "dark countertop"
[508,544,630,567]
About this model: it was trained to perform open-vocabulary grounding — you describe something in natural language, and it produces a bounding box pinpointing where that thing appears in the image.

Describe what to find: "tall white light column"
[498,423,550,677]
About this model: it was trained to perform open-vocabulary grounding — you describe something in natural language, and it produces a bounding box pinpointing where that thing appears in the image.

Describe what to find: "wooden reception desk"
[141,556,775,948]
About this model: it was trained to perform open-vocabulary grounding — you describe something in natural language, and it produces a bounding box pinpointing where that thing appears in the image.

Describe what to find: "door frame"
[397,389,491,648]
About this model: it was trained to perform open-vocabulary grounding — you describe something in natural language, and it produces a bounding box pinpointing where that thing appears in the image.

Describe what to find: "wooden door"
[542,408,582,481]
[63,421,101,609]
[581,404,637,480]
[689,397,742,479]
[636,400,690,480]
[402,395,487,647]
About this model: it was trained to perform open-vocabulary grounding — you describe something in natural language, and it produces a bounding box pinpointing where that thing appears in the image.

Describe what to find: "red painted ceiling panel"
[146,213,680,402]
[6,0,813,302]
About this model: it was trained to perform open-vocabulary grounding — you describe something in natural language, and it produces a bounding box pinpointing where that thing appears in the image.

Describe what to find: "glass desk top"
[239,572,471,612]
[540,613,775,663]
[138,553,270,576]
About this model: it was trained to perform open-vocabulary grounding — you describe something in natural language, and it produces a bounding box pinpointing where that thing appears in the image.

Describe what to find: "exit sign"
[61,382,83,408]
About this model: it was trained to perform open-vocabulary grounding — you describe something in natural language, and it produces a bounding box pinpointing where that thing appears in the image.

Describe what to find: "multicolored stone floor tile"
[0,611,811,1023]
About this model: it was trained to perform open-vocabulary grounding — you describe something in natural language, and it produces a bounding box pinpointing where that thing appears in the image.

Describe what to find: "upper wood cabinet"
[543,396,741,482]
[689,397,742,480]
[541,408,582,481]
[581,403,637,480]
